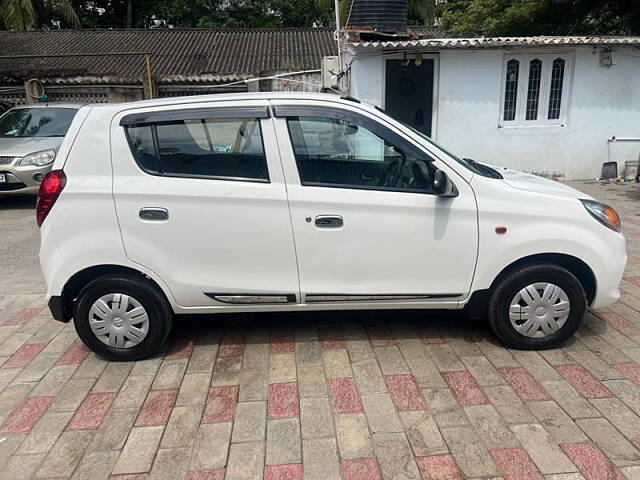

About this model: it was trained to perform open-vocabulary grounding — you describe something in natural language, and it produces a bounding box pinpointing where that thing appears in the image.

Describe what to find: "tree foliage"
[440,0,640,37]
[2,0,81,30]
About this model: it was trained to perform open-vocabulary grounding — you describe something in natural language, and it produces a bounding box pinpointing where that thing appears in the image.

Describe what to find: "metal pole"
[144,54,154,99]
[335,0,342,71]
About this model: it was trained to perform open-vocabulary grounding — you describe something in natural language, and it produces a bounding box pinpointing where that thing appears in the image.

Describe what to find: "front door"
[385,58,435,136]
[273,102,477,303]
[111,101,299,307]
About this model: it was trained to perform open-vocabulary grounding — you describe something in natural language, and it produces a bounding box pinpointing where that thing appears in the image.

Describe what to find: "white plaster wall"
[349,46,640,180]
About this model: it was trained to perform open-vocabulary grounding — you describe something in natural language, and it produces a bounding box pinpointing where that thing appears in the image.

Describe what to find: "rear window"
[125,117,268,182]
[0,107,77,138]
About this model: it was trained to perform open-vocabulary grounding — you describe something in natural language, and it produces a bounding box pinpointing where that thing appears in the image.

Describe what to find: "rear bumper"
[48,296,71,322]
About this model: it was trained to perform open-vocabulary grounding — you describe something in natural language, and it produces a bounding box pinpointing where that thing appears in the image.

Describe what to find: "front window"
[500,53,572,126]
[0,108,77,138]
[287,116,435,193]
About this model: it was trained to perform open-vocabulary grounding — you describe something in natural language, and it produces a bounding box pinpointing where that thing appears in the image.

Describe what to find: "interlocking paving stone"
[264,463,303,480]
[267,381,300,419]
[135,389,178,426]
[328,377,364,413]
[226,442,265,480]
[416,454,463,480]
[112,426,164,475]
[386,373,427,411]
[1,395,53,433]
[340,457,382,480]
[36,429,94,477]
[202,385,238,423]
[372,432,422,480]
[490,447,545,479]
[300,396,334,439]
[499,366,551,402]
[302,438,341,480]
[511,423,577,474]
[232,401,267,443]
[68,391,116,430]
[335,413,374,459]
[555,364,614,398]
[561,443,625,480]
[442,370,491,406]
[266,417,302,465]
[1,342,46,369]
[189,422,232,470]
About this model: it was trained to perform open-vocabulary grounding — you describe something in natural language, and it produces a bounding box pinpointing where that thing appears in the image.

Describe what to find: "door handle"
[315,215,343,228]
[139,208,169,221]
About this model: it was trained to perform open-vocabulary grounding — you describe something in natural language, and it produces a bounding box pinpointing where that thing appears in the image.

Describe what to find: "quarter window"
[286,116,435,193]
[125,116,268,181]
[500,53,572,126]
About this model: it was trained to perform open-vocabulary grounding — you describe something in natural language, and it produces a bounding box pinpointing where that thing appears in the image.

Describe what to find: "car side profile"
[38,93,626,360]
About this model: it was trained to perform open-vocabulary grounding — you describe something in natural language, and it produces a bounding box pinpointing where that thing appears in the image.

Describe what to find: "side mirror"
[432,169,458,197]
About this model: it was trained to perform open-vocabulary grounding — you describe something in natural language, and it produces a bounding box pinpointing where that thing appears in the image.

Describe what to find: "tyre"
[73,273,173,361]
[488,264,586,349]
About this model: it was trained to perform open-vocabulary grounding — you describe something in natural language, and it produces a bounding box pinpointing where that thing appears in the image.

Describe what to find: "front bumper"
[0,163,52,195]
[48,296,71,322]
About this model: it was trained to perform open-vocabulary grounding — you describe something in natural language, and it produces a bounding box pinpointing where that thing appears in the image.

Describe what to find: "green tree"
[2,0,81,30]
[441,0,640,37]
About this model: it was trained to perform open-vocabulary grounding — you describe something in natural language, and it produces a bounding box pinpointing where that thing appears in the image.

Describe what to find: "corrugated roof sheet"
[0,28,337,84]
[352,35,640,50]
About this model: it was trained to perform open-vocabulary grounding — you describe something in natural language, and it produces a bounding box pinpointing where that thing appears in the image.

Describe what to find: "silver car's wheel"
[509,282,570,338]
[89,293,150,348]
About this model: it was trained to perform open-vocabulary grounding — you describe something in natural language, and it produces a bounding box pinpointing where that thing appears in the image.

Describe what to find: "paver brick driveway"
[2,180,640,479]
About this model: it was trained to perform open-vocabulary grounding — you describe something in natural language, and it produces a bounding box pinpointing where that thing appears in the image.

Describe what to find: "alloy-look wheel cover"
[89,293,150,348]
[509,282,570,338]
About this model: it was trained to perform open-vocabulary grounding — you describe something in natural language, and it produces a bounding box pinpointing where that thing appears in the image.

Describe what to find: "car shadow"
[161,308,498,359]
[0,195,36,210]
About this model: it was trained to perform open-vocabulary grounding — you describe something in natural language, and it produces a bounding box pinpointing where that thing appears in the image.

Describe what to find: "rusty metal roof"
[0,28,337,84]
[351,35,640,50]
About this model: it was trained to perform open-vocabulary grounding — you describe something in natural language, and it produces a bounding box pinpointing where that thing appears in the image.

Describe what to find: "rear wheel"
[73,273,172,361]
[488,264,586,349]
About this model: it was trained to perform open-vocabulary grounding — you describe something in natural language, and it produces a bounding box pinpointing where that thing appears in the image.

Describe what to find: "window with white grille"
[500,53,572,126]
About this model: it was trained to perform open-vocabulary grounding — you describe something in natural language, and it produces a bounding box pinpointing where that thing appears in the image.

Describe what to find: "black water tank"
[347,0,407,32]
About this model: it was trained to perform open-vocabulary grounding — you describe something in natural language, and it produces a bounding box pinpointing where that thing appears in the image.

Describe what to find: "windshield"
[0,108,78,138]
[404,124,503,179]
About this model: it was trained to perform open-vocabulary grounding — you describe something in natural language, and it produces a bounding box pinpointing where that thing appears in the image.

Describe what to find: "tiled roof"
[0,28,337,84]
[351,35,640,50]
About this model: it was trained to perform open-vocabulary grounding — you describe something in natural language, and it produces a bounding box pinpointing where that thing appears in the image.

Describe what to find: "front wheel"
[73,273,173,361]
[488,264,586,349]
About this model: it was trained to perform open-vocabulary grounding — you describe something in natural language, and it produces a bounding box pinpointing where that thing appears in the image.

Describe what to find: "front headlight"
[19,149,56,167]
[581,199,621,232]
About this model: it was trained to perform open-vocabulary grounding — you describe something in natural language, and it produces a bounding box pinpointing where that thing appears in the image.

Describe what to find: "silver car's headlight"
[581,199,621,232]
[19,149,56,167]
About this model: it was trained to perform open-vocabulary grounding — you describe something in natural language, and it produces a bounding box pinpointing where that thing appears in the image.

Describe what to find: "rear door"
[111,100,299,308]
[272,101,478,304]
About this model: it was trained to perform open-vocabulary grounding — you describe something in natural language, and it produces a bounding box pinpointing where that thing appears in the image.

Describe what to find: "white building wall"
[349,46,640,180]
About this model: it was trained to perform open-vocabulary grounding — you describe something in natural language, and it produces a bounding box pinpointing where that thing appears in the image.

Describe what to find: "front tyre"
[488,264,586,349]
[74,273,173,361]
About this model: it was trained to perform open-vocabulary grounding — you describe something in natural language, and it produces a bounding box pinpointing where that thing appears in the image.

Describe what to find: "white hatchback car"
[38,93,626,360]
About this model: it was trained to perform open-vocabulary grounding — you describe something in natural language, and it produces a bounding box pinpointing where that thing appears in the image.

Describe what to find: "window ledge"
[498,123,566,129]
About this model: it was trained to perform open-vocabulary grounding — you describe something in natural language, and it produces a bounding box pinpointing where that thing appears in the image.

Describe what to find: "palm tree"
[2,0,81,30]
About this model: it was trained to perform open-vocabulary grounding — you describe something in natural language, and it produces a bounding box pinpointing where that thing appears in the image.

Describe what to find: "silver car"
[0,104,81,195]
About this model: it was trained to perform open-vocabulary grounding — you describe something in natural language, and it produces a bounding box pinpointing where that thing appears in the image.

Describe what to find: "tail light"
[36,170,66,227]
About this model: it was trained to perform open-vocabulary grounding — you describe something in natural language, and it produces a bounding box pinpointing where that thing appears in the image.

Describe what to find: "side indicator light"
[495,226,507,234]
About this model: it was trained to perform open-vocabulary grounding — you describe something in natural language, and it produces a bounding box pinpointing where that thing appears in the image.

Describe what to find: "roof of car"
[90,92,365,112]
[10,103,85,110]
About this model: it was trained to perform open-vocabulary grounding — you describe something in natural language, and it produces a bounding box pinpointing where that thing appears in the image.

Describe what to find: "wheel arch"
[58,264,173,322]
[467,253,597,319]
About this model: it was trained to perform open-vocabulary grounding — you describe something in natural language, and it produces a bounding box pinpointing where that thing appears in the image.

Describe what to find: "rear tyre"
[488,264,586,349]
[73,273,173,361]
